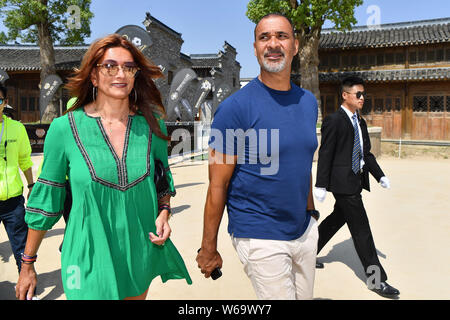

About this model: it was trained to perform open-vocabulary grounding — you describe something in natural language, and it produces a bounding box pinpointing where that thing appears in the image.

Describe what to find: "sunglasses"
[0,98,5,105]
[345,91,367,99]
[96,62,140,78]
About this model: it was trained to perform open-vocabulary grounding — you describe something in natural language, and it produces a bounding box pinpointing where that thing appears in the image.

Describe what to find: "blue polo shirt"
[209,77,318,240]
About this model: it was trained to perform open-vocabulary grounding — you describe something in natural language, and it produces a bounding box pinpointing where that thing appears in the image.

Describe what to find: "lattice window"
[325,95,335,114]
[436,49,444,61]
[341,55,349,68]
[374,98,384,113]
[446,49,450,61]
[376,54,384,66]
[330,55,339,68]
[409,51,417,64]
[429,96,444,112]
[396,52,405,64]
[427,50,435,62]
[395,97,401,111]
[385,97,392,112]
[359,55,368,67]
[320,55,329,68]
[368,55,376,66]
[385,53,394,64]
[28,97,36,111]
[447,96,450,112]
[20,97,28,111]
[413,96,427,112]
[362,96,372,115]
[350,55,358,67]
[418,50,426,63]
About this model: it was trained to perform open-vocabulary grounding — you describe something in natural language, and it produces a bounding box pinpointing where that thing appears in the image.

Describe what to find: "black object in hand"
[197,248,222,280]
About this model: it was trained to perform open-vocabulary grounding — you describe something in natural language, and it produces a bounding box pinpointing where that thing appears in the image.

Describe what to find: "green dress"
[25,109,192,300]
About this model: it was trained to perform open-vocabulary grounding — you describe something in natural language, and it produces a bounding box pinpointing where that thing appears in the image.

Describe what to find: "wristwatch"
[307,209,320,220]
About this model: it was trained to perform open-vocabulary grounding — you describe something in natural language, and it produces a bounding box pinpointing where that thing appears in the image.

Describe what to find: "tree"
[0,0,93,121]
[247,0,363,120]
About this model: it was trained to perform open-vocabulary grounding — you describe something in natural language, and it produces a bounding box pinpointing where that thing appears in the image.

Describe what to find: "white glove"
[380,176,390,189]
[313,187,327,202]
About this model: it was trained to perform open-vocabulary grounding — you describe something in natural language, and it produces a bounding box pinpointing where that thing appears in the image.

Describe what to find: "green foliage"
[0,31,7,43]
[246,0,363,32]
[0,0,94,44]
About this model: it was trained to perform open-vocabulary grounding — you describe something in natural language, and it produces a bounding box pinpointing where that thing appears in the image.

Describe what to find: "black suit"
[316,107,388,282]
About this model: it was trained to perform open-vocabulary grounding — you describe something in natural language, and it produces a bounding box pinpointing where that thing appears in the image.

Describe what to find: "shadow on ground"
[175,182,204,189]
[317,238,387,284]
[0,228,65,263]
[0,269,64,300]
[172,205,191,215]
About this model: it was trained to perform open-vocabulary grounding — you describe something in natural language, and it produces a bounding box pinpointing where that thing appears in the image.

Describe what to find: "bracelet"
[158,204,171,214]
[27,183,35,188]
[21,253,37,264]
[158,204,172,220]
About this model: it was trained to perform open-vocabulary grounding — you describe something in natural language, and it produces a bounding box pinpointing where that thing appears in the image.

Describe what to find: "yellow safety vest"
[0,114,33,200]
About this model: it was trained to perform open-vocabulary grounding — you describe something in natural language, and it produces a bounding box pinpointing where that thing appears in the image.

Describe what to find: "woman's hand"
[149,210,171,246]
[16,264,37,300]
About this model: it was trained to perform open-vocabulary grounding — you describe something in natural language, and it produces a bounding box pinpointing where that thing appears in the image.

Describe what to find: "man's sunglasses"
[345,91,367,99]
[0,98,5,105]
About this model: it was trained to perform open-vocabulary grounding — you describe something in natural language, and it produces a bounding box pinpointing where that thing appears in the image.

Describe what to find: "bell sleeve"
[25,118,68,230]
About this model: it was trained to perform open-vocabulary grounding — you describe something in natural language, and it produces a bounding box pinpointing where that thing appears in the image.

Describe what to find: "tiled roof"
[314,67,450,82]
[143,12,182,39]
[0,45,87,71]
[320,17,450,49]
[0,45,231,71]
[190,53,221,68]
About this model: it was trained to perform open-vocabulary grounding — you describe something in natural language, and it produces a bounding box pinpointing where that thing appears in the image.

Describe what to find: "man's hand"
[196,247,223,279]
[380,176,391,189]
[313,187,327,202]
[16,264,37,300]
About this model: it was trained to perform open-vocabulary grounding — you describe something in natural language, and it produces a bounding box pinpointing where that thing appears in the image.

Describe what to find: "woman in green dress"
[16,34,192,300]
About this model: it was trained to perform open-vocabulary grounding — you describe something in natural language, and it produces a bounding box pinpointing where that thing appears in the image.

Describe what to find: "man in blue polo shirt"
[196,13,319,300]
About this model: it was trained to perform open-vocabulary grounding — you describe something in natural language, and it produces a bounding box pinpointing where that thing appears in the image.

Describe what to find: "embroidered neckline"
[68,111,152,191]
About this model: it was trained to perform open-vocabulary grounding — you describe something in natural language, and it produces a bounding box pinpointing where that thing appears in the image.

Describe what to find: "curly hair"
[65,33,169,140]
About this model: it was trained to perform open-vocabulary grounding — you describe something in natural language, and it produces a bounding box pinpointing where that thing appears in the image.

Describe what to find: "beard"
[261,50,287,73]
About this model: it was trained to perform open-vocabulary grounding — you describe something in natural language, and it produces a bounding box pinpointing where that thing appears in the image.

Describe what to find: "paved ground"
[0,154,449,300]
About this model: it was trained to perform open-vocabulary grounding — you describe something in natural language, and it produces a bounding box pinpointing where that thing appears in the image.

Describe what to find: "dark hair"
[65,34,169,141]
[254,13,295,39]
[340,76,365,95]
[0,84,7,98]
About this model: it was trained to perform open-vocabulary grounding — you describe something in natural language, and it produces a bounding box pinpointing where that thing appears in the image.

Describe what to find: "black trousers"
[317,192,387,282]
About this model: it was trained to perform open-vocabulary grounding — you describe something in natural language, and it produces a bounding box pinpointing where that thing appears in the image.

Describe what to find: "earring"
[92,86,97,102]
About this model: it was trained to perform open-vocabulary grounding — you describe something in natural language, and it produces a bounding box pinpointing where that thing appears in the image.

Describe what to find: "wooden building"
[318,17,450,140]
[0,13,240,123]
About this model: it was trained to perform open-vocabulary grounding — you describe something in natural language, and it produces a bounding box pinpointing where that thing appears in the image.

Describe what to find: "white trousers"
[231,217,318,300]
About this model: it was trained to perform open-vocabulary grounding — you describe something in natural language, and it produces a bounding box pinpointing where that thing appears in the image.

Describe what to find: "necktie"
[352,114,361,174]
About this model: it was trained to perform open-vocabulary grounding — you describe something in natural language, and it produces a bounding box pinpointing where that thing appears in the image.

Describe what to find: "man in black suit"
[314,76,399,298]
